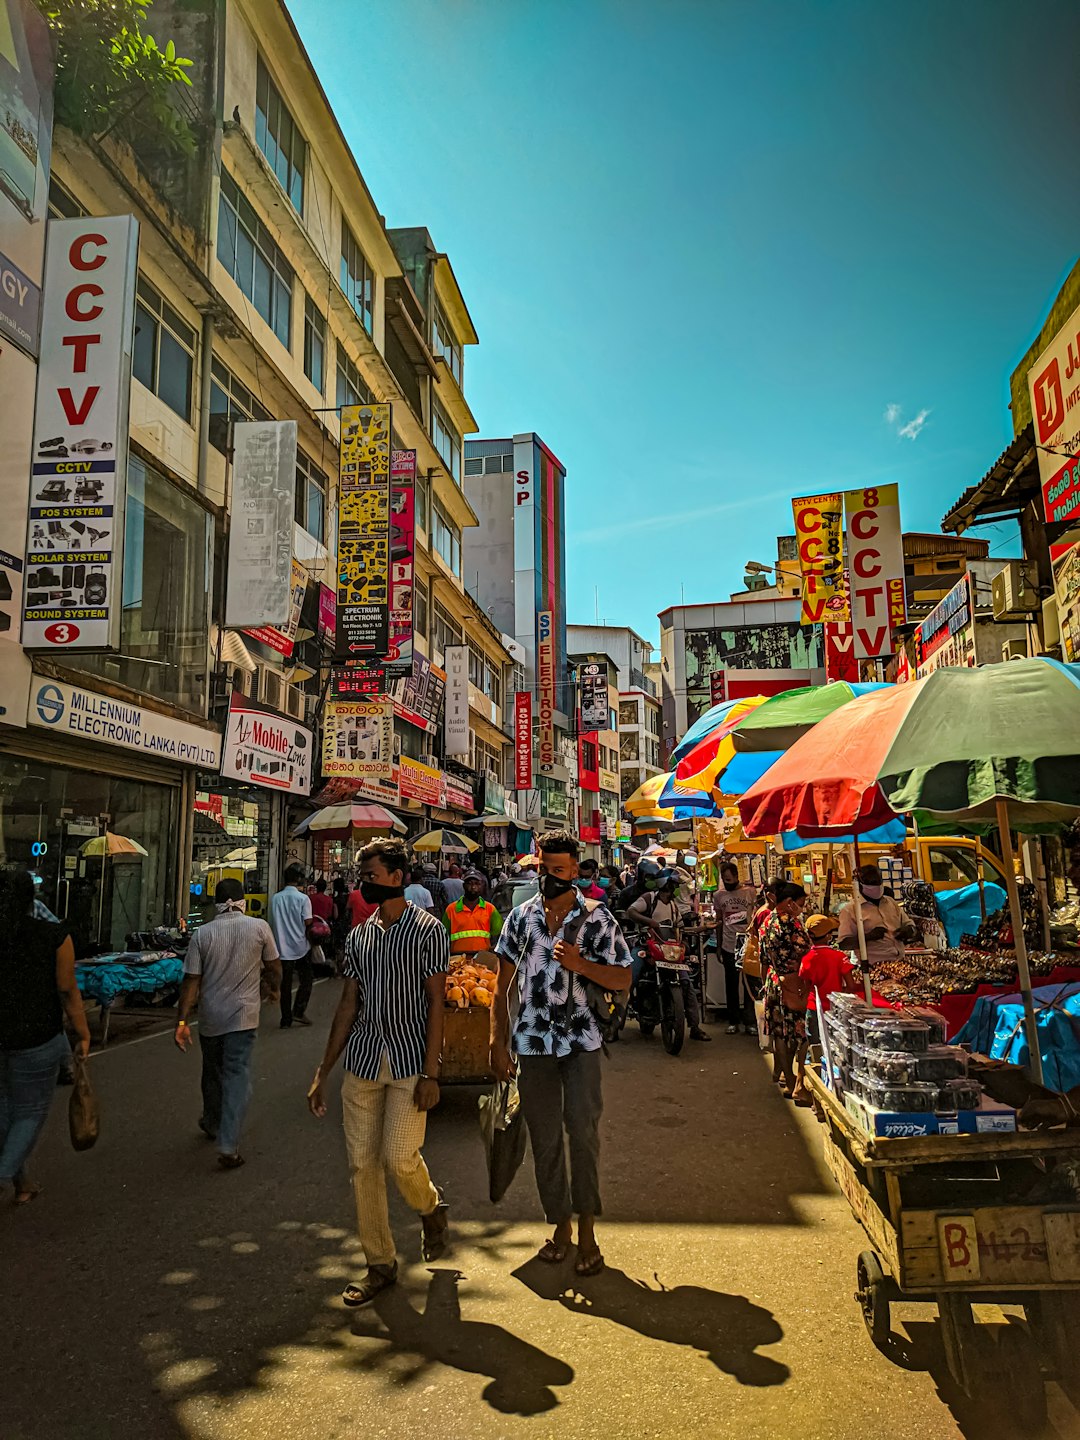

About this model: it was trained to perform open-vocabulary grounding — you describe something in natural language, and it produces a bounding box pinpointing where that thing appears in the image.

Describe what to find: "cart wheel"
[995,1326,1048,1429]
[855,1251,890,1349]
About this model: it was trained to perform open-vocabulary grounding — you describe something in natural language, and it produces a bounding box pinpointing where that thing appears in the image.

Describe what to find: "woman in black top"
[0,867,91,1203]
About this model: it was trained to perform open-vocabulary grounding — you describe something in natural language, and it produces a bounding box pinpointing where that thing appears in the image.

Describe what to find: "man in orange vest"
[442,870,503,958]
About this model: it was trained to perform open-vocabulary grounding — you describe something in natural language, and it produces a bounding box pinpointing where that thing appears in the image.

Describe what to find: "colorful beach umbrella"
[663,696,770,806]
[731,681,890,753]
[293,802,406,839]
[80,832,148,857]
[413,828,480,854]
[624,773,675,815]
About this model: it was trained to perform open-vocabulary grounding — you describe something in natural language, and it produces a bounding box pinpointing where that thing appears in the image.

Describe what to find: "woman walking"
[760,881,811,1103]
[0,867,91,1202]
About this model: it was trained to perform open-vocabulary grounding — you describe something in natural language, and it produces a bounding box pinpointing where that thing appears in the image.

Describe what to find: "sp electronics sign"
[22,216,139,651]
[537,609,556,771]
[222,693,312,795]
[844,484,906,659]
[1028,303,1080,528]
[514,690,532,790]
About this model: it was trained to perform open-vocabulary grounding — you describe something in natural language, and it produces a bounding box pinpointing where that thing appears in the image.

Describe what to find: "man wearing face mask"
[308,838,450,1308]
[712,861,759,1035]
[490,830,632,1278]
[837,863,913,968]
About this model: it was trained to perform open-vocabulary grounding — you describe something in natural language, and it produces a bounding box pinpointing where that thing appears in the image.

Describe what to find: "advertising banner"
[28,675,220,766]
[514,690,532,790]
[322,698,393,779]
[244,556,307,657]
[709,670,727,706]
[599,766,620,793]
[792,492,847,623]
[913,572,976,676]
[1028,304,1080,528]
[844,484,906,659]
[317,582,335,641]
[225,420,296,630]
[330,664,384,699]
[822,567,858,680]
[389,653,445,734]
[578,661,608,731]
[22,216,139,651]
[221,692,312,795]
[1,0,54,358]
[335,403,391,660]
[1054,540,1080,664]
[537,609,556,771]
[400,755,442,806]
[443,644,470,756]
[387,448,416,676]
[443,774,475,814]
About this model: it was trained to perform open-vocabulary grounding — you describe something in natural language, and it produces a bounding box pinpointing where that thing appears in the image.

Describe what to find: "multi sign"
[221,693,312,795]
[335,403,391,660]
[1028,303,1080,528]
[844,484,906,659]
[537,609,556,771]
[514,690,532,790]
[22,216,139,650]
[225,420,297,630]
[443,644,470,756]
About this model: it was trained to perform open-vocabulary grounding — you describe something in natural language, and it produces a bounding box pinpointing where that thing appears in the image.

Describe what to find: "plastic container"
[916,1047,969,1084]
[862,1076,940,1111]
[853,1015,931,1053]
[851,1044,968,1085]
[903,1006,948,1046]
[936,1079,982,1112]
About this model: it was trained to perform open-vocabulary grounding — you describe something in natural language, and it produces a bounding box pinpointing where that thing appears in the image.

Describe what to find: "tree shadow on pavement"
[514,1259,790,1387]
[345,1266,574,1415]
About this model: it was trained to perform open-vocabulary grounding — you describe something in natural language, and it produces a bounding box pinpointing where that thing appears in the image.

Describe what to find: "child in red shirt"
[799,912,859,1035]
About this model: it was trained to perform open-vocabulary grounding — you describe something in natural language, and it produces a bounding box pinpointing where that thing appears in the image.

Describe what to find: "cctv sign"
[22,216,139,651]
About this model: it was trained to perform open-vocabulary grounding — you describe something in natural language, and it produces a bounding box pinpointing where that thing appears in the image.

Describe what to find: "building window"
[620,731,640,762]
[303,294,325,394]
[340,221,374,334]
[217,170,293,348]
[415,471,429,532]
[432,500,461,576]
[618,699,637,727]
[48,180,84,219]
[646,705,660,735]
[431,401,461,481]
[296,449,328,544]
[463,457,483,476]
[432,298,462,384]
[581,739,598,773]
[255,57,306,214]
[132,278,195,422]
[336,348,373,409]
[413,578,428,638]
[208,359,271,455]
[433,604,461,659]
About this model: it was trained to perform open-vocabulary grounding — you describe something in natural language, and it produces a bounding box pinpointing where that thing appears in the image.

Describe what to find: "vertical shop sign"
[822,568,858,680]
[317,583,336,641]
[843,484,905,659]
[1028,303,1080,527]
[322,698,393,779]
[224,420,296,629]
[792,492,847,623]
[22,216,139,651]
[335,403,391,660]
[387,448,416,676]
[443,644,470,756]
[515,691,533,790]
[578,662,608,730]
[1054,540,1080,663]
[709,670,727,706]
[244,556,308,657]
[537,609,556,772]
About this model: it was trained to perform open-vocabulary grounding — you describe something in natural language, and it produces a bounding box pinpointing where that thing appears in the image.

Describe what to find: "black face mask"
[361,880,405,904]
[540,872,575,900]
[723,877,740,891]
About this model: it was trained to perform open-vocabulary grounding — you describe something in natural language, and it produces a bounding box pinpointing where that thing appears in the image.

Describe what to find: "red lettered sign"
[844,484,906,659]
[514,691,533,790]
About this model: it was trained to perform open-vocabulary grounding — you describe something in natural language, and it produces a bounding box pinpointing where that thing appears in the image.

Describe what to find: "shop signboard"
[400,755,442,806]
[317,583,336,641]
[1028,303,1080,528]
[221,692,312,795]
[22,215,139,652]
[223,420,295,630]
[578,662,608,731]
[823,567,859,680]
[443,644,470,756]
[709,670,727,706]
[443,774,475,814]
[244,556,308,657]
[389,652,445,734]
[335,403,391,661]
[322,698,393,779]
[792,492,847,623]
[330,664,384,699]
[598,766,620,793]
[356,763,401,806]
[28,676,220,766]
[514,690,532,790]
[843,485,906,659]
[387,448,416,676]
[913,572,976,677]
[1,0,53,358]
[537,609,556,771]
[1054,540,1080,664]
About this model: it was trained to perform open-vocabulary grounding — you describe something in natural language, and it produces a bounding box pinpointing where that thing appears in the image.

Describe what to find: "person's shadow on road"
[514,1260,790,1387]
[347,1267,574,1415]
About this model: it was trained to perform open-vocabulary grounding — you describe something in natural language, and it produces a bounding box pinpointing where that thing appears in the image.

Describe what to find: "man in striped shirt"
[308,838,450,1308]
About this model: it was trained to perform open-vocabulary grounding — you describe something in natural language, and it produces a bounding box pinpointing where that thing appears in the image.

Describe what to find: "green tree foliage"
[34,0,194,154]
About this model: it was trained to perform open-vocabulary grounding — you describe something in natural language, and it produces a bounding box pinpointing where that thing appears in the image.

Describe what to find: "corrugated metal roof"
[940,423,1038,533]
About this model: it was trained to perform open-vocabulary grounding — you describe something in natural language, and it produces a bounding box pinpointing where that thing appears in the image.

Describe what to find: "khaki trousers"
[341,1055,439,1268]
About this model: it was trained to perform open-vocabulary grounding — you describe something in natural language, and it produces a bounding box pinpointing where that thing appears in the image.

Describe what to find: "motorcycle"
[630,931,692,1055]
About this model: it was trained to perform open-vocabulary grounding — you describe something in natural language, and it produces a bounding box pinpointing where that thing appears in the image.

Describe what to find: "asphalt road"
[3,981,1079,1440]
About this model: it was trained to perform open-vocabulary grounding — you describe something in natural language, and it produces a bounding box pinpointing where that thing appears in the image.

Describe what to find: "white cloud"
[883,402,901,425]
[898,408,930,441]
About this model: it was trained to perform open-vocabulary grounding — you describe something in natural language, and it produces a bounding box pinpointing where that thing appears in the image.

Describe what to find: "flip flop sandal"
[575,1248,605,1277]
[537,1237,570,1264]
[792,1094,814,1108]
[14,1184,41,1206]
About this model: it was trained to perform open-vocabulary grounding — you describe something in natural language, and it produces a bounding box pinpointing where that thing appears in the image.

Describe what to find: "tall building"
[464,433,573,830]
[567,624,661,806]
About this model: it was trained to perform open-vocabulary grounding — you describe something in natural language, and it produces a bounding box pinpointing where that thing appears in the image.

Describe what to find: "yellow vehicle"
[795,836,1010,895]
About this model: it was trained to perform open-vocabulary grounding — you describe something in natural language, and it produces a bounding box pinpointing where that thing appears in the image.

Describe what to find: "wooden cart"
[806,1067,1080,1423]
[439,952,498,1085]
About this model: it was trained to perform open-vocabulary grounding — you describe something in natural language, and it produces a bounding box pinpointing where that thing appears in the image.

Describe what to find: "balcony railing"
[629,668,656,696]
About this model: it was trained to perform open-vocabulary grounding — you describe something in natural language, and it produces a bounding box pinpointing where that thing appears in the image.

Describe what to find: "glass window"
[340,220,374,334]
[415,471,429,532]
[255,57,306,213]
[208,359,271,455]
[431,400,461,481]
[217,170,293,348]
[463,457,483,477]
[132,278,196,422]
[432,298,462,384]
[75,456,212,714]
[647,706,660,735]
[581,739,598,772]
[618,699,637,727]
[47,179,84,219]
[433,604,461,658]
[336,348,373,409]
[295,449,328,544]
[413,578,428,638]
[303,293,325,394]
[620,731,640,762]
[432,500,461,575]
[926,847,980,887]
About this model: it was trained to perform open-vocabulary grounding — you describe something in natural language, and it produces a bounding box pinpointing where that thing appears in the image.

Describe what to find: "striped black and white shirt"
[342,902,449,1081]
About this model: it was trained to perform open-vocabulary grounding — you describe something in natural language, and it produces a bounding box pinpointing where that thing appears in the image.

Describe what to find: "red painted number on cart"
[44,623,80,645]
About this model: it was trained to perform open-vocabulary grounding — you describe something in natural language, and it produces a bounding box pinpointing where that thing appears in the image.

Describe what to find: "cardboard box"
[844,1091,1017,1139]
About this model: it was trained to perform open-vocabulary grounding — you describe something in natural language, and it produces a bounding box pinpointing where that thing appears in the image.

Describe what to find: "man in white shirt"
[270,865,316,1028]
[837,864,913,968]
[626,871,710,1041]
[404,870,435,912]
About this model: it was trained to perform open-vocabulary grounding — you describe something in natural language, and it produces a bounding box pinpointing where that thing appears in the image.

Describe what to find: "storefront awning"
[220,630,258,673]
[940,423,1039,534]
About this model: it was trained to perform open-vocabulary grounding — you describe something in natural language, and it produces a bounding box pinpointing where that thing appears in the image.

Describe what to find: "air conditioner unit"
[991,562,1038,621]
[1042,595,1062,652]
[1002,637,1028,661]
[259,667,285,712]
[284,686,305,720]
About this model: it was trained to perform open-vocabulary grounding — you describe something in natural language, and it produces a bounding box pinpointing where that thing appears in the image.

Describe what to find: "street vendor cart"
[439,952,497,1085]
[806,1067,1080,1423]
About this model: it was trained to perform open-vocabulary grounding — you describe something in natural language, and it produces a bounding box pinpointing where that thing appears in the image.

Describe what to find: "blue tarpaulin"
[954,982,1080,1093]
[936,881,1007,947]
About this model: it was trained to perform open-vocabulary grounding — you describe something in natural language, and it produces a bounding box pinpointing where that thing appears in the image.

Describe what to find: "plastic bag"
[69,1057,100,1152]
[477,1078,527,1202]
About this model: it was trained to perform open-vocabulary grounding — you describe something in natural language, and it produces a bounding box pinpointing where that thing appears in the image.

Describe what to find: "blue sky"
[291,0,1080,646]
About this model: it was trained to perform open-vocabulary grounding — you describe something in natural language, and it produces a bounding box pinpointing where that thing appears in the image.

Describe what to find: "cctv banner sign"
[792,492,847,623]
[22,216,139,651]
[844,484,906,659]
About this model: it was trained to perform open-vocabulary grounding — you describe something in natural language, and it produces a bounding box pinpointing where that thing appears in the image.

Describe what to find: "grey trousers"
[517,1049,604,1222]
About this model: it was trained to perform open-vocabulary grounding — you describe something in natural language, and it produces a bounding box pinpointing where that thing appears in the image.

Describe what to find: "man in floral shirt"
[491,829,631,1277]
